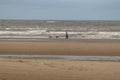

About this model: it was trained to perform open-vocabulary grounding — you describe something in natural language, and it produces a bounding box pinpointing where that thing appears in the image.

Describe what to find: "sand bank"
[0,40,120,56]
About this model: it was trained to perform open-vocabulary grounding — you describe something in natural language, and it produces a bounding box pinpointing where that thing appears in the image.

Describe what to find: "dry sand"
[0,40,120,56]
[0,59,120,80]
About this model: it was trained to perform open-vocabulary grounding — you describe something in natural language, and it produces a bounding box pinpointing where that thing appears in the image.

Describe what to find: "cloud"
[0,0,120,20]
[0,0,119,10]
[0,0,119,6]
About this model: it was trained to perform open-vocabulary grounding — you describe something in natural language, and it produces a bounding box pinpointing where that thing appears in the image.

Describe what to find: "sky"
[0,0,120,20]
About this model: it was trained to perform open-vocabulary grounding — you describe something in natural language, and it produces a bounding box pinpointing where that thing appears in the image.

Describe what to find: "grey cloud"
[0,0,120,20]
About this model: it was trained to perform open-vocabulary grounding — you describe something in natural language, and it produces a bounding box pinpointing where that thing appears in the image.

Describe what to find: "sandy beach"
[0,20,120,80]
[0,40,120,56]
[0,59,120,80]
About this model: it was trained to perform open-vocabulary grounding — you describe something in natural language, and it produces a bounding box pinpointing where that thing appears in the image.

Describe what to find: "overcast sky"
[0,0,120,20]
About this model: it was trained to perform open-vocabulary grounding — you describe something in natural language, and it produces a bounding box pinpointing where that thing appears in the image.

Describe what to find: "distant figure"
[56,36,59,38]
[49,36,52,38]
[65,31,68,39]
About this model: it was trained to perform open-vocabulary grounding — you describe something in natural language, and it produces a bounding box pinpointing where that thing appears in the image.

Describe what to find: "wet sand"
[0,40,120,56]
[0,59,120,80]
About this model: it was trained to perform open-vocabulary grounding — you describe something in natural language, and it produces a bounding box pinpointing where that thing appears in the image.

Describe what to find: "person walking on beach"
[65,31,68,39]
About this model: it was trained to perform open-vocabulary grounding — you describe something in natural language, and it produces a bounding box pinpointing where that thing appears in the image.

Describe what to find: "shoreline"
[0,38,120,43]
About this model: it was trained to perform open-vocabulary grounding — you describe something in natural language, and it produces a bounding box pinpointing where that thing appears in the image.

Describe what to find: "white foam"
[0,30,120,39]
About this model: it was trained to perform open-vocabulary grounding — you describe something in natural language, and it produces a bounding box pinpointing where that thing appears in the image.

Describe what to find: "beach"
[0,39,120,56]
[0,59,120,80]
[1,20,120,80]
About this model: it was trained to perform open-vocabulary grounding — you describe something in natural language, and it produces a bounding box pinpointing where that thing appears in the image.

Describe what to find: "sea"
[0,20,120,40]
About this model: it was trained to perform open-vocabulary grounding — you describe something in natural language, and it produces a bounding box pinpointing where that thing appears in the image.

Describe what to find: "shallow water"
[0,55,120,61]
